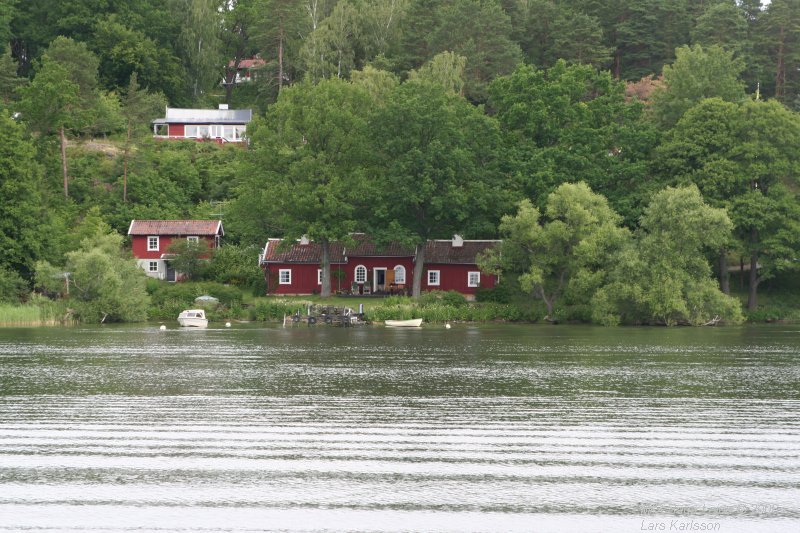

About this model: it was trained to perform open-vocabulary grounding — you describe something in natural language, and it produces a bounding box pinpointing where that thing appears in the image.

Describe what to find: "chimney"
[219,103,229,110]
[300,235,310,245]
[452,235,464,247]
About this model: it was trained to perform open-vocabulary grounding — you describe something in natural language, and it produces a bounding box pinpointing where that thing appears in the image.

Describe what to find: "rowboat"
[384,318,423,327]
[177,309,208,328]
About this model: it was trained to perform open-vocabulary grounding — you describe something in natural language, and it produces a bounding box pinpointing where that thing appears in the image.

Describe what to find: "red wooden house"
[259,234,498,298]
[128,220,223,281]
[152,105,252,143]
[226,57,267,84]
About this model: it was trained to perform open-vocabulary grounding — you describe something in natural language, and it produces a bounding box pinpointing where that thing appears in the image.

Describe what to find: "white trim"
[354,265,367,283]
[427,270,440,286]
[393,265,406,284]
[147,236,159,251]
[468,271,480,288]
[279,269,291,285]
[148,261,159,273]
[187,236,199,244]
[374,267,387,290]
[317,269,322,285]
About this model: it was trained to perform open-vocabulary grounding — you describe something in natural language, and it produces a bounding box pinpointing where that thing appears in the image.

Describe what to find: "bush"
[419,290,467,307]
[0,266,28,303]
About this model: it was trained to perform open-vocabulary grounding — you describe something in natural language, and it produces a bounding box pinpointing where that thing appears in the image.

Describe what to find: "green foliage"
[489,61,655,224]
[204,244,267,294]
[0,265,28,303]
[490,182,629,319]
[146,280,244,319]
[592,186,743,326]
[0,110,45,277]
[418,290,468,307]
[36,230,151,323]
[165,239,209,281]
[651,44,746,127]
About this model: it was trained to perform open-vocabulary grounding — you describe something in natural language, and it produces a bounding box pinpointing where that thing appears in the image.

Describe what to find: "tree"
[428,0,522,102]
[488,61,655,225]
[592,185,743,326]
[691,2,749,55]
[121,73,167,202]
[655,98,800,310]
[232,78,373,297]
[0,110,45,278]
[165,239,209,281]
[651,44,746,127]
[759,0,800,106]
[170,0,222,100]
[35,229,150,323]
[484,182,629,320]
[370,80,504,296]
[0,49,25,105]
[16,37,103,199]
[92,14,183,102]
[408,50,466,95]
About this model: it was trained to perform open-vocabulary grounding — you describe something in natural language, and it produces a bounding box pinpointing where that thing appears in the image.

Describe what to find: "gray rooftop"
[152,107,252,125]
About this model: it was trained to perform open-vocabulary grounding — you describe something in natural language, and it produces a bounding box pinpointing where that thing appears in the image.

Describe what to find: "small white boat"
[177,309,208,328]
[385,318,423,327]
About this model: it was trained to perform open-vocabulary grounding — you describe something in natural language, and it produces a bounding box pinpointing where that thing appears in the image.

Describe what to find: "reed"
[0,301,71,327]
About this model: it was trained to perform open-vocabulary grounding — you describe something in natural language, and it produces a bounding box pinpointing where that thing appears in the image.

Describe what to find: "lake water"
[0,323,798,532]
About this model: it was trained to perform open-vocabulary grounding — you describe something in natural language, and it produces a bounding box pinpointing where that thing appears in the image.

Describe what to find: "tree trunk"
[747,249,759,312]
[278,24,285,93]
[320,239,331,298]
[411,244,425,298]
[123,126,131,202]
[60,126,68,199]
[718,248,729,294]
[775,26,785,99]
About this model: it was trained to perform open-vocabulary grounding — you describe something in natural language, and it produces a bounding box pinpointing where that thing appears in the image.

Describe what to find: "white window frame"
[187,236,199,244]
[147,236,159,251]
[184,125,198,138]
[279,269,291,285]
[148,261,159,273]
[355,265,367,283]
[317,269,322,285]
[394,265,406,284]
[468,271,480,288]
[427,270,440,286]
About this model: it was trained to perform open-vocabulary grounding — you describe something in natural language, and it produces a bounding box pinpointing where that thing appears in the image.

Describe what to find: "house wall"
[168,124,185,137]
[264,263,321,294]
[345,257,415,291]
[132,235,215,260]
[423,264,496,296]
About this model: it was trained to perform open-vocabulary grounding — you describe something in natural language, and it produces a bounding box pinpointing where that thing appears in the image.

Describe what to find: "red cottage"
[128,220,224,281]
[152,105,252,143]
[226,57,267,84]
[259,234,498,298]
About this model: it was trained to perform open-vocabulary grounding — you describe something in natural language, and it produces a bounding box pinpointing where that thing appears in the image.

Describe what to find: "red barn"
[128,220,223,281]
[151,105,252,143]
[259,234,497,298]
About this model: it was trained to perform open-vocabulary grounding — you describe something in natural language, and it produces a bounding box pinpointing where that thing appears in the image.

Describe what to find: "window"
[279,269,291,285]
[147,236,159,251]
[185,125,197,138]
[427,270,440,286]
[148,261,159,273]
[468,271,480,288]
[154,124,168,136]
[317,269,322,285]
[394,265,406,284]
[187,236,199,244]
[355,265,367,283]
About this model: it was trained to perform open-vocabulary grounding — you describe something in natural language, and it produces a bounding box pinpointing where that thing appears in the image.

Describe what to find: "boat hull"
[177,309,208,328]
[385,319,423,327]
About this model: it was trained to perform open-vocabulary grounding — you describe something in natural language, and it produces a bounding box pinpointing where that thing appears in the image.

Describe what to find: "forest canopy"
[1,0,800,323]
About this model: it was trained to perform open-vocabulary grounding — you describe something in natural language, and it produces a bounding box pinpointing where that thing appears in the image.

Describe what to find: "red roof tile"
[261,239,347,264]
[128,220,223,236]
[423,240,499,264]
[346,234,414,257]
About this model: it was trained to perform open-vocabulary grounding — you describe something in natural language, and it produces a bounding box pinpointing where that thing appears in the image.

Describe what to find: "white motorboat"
[384,318,423,327]
[177,309,208,328]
